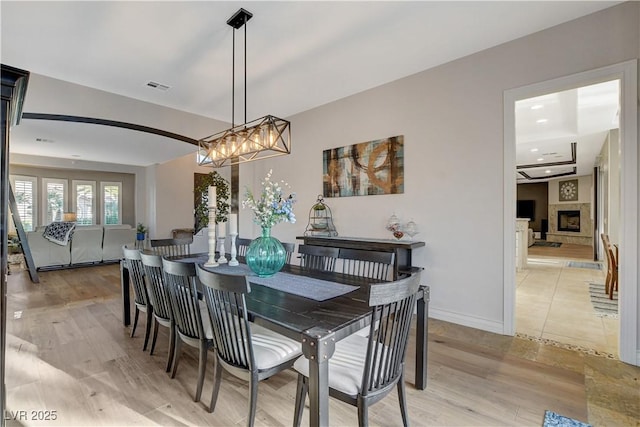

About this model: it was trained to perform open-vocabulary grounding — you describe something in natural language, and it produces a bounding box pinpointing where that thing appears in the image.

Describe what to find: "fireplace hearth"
[558,210,580,232]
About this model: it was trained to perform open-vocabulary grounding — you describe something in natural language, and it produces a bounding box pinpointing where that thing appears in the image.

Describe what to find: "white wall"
[152,152,231,238]
[200,2,639,337]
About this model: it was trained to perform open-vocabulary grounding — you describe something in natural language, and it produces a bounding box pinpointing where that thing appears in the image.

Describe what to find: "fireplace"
[558,210,580,232]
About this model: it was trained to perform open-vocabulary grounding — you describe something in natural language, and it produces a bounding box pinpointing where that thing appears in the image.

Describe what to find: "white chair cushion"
[250,322,301,370]
[294,333,370,396]
[198,300,214,340]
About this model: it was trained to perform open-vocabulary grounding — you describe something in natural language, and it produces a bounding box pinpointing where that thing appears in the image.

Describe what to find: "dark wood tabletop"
[121,252,429,427]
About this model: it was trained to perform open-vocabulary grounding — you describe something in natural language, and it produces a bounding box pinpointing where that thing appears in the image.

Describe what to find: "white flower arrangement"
[242,170,296,229]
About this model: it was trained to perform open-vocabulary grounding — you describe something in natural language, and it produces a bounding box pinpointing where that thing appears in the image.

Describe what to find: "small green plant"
[136,223,147,234]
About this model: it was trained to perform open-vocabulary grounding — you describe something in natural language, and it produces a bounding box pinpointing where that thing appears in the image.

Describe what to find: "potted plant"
[136,223,147,241]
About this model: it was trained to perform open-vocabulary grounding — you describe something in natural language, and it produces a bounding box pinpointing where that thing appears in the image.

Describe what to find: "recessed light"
[545,169,552,174]
[531,104,544,110]
[536,118,548,124]
[537,157,544,161]
[530,148,539,152]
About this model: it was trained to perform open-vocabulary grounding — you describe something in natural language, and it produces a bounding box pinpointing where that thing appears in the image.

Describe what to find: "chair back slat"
[361,273,421,397]
[151,238,192,257]
[196,265,256,372]
[162,258,202,340]
[338,248,395,281]
[236,238,252,257]
[140,252,172,321]
[298,245,339,272]
[282,242,296,264]
[123,246,148,307]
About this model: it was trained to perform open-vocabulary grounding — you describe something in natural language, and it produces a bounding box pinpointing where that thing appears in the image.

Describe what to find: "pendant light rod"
[198,8,291,168]
[231,27,235,128]
[227,8,252,128]
[244,13,247,125]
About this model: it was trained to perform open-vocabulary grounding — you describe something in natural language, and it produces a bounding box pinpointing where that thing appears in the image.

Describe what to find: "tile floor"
[516,255,618,357]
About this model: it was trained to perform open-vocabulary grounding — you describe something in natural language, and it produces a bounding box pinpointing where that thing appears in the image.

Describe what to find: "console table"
[296,235,425,279]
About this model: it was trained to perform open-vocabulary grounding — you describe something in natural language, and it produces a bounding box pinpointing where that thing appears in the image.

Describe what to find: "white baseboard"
[429,308,505,335]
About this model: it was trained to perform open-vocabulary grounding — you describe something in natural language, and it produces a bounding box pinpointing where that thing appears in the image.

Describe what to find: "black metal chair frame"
[140,251,175,372]
[293,273,421,427]
[298,244,339,272]
[162,257,213,402]
[122,245,152,351]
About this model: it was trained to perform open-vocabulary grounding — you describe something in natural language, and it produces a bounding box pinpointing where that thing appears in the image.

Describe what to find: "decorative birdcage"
[304,195,338,237]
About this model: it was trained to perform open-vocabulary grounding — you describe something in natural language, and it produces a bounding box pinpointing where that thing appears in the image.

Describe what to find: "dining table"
[120,253,430,427]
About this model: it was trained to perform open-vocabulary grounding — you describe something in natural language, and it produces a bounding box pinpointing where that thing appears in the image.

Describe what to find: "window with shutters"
[9,175,37,232]
[42,178,68,224]
[72,180,96,225]
[101,182,122,225]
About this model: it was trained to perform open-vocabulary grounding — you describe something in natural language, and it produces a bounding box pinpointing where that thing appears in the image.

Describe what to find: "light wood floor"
[5,264,639,426]
[527,241,594,260]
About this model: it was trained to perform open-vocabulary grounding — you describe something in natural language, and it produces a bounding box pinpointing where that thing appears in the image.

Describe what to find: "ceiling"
[1,1,622,168]
[515,79,620,183]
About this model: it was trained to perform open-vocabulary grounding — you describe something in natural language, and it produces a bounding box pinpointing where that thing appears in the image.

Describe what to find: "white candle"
[208,186,216,207]
[229,213,238,234]
[218,221,226,238]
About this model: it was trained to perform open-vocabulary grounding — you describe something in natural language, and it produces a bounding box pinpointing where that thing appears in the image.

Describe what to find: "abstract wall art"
[323,135,404,198]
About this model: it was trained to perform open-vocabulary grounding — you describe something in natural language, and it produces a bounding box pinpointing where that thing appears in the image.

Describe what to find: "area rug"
[567,261,602,270]
[542,410,591,427]
[589,282,618,317]
[532,241,562,248]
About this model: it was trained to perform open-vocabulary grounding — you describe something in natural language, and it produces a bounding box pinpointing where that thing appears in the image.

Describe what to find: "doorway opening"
[503,61,638,366]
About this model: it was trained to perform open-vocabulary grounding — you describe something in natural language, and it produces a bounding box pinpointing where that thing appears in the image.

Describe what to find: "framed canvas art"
[323,135,404,198]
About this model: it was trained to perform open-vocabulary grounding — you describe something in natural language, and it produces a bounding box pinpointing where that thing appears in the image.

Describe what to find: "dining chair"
[195,264,302,426]
[150,237,192,257]
[601,233,619,299]
[236,237,252,257]
[338,248,395,281]
[122,245,153,351]
[298,245,339,271]
[162,257,214,402]
[338,248,396,337]
[140,251,175,372]
[292,272,422,427]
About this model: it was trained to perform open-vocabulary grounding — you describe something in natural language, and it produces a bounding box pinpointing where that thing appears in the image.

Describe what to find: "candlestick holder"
[217,237,228,264]
[228,233,239,266]
[204,209,218,267]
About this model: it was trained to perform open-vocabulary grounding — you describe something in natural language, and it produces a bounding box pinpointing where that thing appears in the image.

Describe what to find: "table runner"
[178,255,359,302]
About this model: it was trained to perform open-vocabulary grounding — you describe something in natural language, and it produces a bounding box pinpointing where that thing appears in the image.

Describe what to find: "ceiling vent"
[146,81,171,91]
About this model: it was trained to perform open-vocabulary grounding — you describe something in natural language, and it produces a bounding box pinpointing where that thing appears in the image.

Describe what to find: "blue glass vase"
[246,227,286,278]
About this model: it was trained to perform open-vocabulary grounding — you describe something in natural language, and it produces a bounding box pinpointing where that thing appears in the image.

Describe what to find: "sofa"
[528,228,535,247]
[27,224,135,270]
